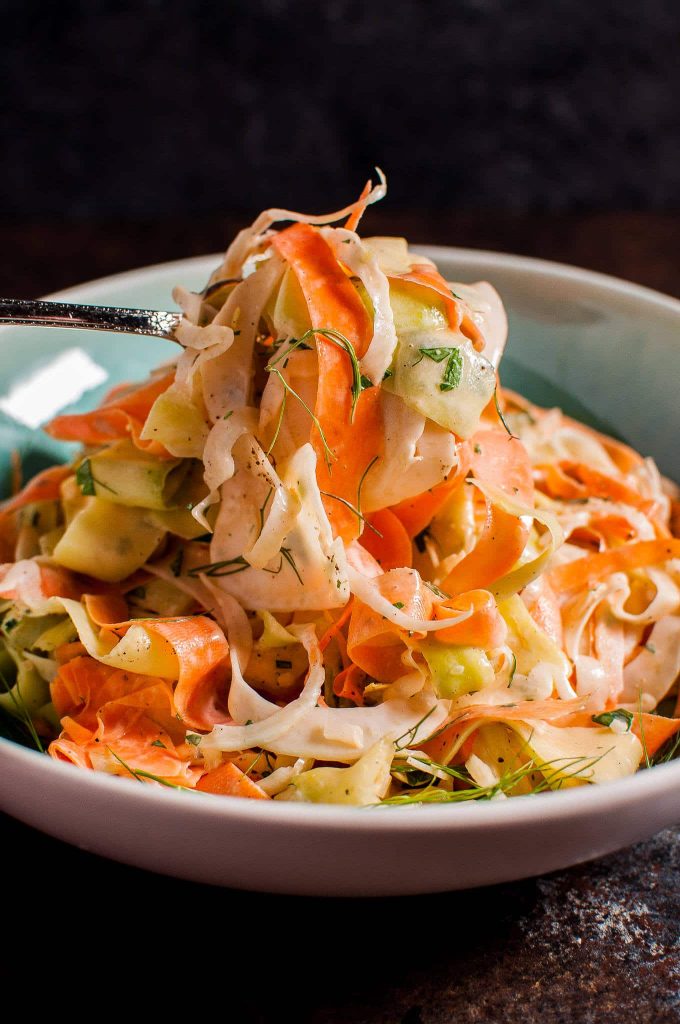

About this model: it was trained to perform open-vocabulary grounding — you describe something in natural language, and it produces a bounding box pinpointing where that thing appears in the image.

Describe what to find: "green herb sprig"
[75,459,117,497]
[413,347,463,392]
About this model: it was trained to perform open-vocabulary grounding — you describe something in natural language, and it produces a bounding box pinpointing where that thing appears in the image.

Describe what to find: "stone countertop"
[2,213,679,1019]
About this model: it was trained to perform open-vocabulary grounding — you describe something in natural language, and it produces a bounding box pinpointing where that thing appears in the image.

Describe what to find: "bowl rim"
[42,243,680,319]
[3,735,679,830]
[2,244,679,832]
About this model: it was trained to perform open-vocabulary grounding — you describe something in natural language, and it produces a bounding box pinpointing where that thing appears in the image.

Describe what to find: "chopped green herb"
[423,580,449,600]
[382,369,393,381]
[258,487,274,534]
[0,666,44,752]
[280,547,303,585]
[394,706,437,751]
[440,349,463,391]
[357,455,380,516]
[150,739,166,748]
[474,443,482,455]
[320,490,382,536]
[186,733,202,747]
[650,729,680,766]
[592,708,634,731]
[266,387,287,456]
[268,326,362,420]
[75,458,96,496]
[494,389,518,439]
[413,347,463,392]
[382,751,604,806]
[392,601,405,610]
[644,642,657,654]
[188,556,249,578]
[106,746,187,790]
[360,374,374,391]
[415,347,451,365]
[266,367,334,470]
[75,458,116,496]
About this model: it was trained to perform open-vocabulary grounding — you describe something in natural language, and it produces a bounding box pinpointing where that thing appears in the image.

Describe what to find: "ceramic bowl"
[1,248,678,895]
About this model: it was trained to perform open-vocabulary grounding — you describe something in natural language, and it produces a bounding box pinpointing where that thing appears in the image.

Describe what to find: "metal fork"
[0,298,181,342]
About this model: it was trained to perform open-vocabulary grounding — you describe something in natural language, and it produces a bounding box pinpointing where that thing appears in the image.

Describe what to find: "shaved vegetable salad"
[2,174,680,807]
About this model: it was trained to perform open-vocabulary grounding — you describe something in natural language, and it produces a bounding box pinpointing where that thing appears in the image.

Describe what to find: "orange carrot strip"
[58,611,232,731]
[333,663,366,706]
[83,592,129,627]
[39,564,87,601]
[549,540,680,600]
[388,265,483,347]
[272,222,380,541]
[319,599,354,654]
[441,503,529,596]
[343,180,372,233]
[433,590,508,648]
[54,640,87,664]
[49,655,200,783]
[347,568,433,683]
[273,222,373,358]
[542,460,656,516]
[632,713,680,759]
[437,428,533,594]
[143,616,231,730]
[470,429,534,506]
[359,508,413,571]
[0,464,70,521]
[197,761,269,799]
[51,655,175,737]
[390,442,471,538]
[45,371,175,456]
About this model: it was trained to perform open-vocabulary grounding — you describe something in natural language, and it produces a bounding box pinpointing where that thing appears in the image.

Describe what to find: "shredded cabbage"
[3,177,678,805]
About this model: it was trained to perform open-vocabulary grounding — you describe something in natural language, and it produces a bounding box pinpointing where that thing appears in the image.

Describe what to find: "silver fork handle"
[0,298,182,342]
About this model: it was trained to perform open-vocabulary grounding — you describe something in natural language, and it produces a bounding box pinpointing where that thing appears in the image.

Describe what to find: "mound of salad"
[1,173,679,806]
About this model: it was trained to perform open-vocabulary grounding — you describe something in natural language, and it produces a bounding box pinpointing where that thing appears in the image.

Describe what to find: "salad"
[1,174,679,807]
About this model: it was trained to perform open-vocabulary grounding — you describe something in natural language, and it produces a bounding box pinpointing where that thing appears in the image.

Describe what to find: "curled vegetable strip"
[347,565,474,633]
[621,615,680,709]
[0,559,64,615]
[359,393,457,512]
[201,623,324,751]
[145,563,253,673]
[219,170,387,279]
[320,226,398,384]
[192,410,259,530]
[209,440,349,610]
[461,480,565,601]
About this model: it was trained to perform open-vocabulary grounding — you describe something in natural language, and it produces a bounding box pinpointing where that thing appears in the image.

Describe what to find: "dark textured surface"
[1,211,679,1014]
[3,812,679,1020]
[4,0,680,216]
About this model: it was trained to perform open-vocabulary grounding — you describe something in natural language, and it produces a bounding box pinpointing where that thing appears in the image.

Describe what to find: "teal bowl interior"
[1,248,679,497]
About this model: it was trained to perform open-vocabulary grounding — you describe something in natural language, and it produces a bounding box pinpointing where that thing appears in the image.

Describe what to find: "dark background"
[4,0,680,219]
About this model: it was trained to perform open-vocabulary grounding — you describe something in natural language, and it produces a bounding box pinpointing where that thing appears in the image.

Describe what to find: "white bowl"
[1,248,679,895]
